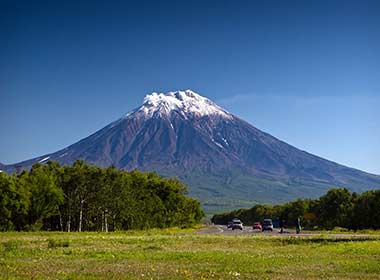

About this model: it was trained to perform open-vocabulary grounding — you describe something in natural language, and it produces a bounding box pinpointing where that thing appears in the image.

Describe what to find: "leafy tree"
[0,173,30,231]
[0,161,204,231]
[316,188,353,229]
[211,187,380,230]
[351,190,380,229]
[281,199,309,227]
[24,164,64,230]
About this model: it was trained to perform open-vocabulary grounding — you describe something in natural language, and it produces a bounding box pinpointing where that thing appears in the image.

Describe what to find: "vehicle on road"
[231,219,243,230]
[227,221,233,229]
[252,222,262,231]
[262,219,274,231]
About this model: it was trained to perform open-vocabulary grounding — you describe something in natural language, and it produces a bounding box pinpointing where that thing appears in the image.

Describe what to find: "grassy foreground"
[1,228,380,279]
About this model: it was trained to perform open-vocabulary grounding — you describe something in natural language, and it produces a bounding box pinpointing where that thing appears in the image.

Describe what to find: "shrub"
[47,239,70,248]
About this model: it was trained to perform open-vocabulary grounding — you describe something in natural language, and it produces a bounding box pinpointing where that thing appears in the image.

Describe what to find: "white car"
[262,219,274,231]
[231,219,243,230]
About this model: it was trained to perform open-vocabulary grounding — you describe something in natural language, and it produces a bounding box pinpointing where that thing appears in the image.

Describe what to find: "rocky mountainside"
[3,90,380,212]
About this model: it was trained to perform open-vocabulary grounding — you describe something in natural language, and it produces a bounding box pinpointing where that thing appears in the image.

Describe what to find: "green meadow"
[1,228,380,279]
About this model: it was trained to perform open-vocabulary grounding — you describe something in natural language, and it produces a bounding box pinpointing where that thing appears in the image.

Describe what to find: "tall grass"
[0,229,379,279]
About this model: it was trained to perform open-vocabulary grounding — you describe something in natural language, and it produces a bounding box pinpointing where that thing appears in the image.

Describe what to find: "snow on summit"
[130,90,232,119]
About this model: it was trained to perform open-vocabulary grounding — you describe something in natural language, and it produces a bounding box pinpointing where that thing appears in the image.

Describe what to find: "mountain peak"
[131,89,232,119]
[4,89,380,213]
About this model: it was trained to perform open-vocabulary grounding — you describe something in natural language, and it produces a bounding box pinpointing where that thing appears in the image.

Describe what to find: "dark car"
[262,219,274,231]
[252,222,262,231]
[231,219,243,230]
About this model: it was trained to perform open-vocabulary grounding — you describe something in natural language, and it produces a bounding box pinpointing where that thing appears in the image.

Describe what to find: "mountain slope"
[3,90,380,212]
[0,163,6,172]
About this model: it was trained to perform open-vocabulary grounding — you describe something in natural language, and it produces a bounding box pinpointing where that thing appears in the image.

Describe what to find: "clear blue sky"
[1,0,379,174]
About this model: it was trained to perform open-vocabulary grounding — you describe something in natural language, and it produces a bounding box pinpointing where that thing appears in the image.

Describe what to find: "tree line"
[211,188,380,230]
[0,161,203,231]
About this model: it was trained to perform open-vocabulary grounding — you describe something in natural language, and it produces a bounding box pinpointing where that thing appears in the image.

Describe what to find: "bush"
[47,239,70,248]
[2,240,21,252]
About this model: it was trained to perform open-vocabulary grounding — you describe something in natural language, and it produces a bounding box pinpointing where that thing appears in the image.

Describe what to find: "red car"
[252,222,262,231]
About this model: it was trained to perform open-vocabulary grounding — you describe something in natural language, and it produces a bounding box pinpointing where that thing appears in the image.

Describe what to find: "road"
[211,225,305,236]
[196,225,304,236]
[196,225,379,239]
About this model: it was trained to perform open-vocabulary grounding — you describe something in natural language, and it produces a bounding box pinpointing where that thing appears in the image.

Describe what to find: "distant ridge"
[4,89,380,213]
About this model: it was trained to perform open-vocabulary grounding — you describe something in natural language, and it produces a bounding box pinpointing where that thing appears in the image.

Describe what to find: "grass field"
[1,227,380,279]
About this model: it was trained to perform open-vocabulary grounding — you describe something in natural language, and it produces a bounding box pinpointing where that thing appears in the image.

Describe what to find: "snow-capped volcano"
[3,89,380,213]
[130,89,232,119]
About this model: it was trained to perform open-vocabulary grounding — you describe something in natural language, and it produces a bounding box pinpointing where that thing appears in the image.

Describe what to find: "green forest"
[0,161,203,231]
[212,188,380,230]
